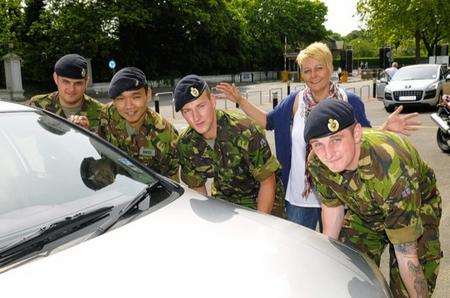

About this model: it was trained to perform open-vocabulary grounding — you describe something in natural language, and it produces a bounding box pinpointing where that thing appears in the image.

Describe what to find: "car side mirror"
[446,74,450,82]
[380,77,388,84]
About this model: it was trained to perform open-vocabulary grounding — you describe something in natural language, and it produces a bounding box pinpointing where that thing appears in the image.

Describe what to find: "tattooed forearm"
[394,241,417,255]
[408,261,428,297]
[394,241,429,297]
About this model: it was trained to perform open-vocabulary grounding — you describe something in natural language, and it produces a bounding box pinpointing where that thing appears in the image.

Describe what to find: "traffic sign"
[108,59,116,70]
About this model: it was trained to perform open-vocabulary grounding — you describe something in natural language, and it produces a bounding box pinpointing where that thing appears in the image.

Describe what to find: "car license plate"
[399,96,416,101]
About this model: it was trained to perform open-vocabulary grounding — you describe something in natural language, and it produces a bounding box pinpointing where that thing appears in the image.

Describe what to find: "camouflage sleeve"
[27,94,48,109]
[85,99,104,134]
[177,137,207,188]
[308,159,343,207]
[247,127,280,182]
[96,104,111,140]
[384,176,423,245]
[164,123,180,182]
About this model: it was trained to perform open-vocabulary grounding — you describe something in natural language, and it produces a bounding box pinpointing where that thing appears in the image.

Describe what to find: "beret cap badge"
[327,118,340,132]
[190,87,199,97]
[81,68,86,78]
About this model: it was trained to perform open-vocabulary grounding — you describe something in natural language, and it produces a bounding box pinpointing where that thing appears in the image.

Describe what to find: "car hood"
[387,79,436,90]
[0,189,390,298]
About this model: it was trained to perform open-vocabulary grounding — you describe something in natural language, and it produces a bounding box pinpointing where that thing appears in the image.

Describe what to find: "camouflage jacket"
[99,104,179,181]
[28,92,103,133]
[308,129,441,245]
[177,110,282,209]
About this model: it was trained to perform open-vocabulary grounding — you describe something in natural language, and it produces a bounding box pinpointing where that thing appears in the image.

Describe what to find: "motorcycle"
[431,95,450,153]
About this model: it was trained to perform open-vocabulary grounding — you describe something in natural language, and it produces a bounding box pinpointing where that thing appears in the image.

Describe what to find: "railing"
[154,91,174,117]
[153,82,375,120]
[245,90,263,105]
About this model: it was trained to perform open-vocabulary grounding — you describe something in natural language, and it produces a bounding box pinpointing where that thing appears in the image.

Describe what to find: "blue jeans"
[285,200,322,231]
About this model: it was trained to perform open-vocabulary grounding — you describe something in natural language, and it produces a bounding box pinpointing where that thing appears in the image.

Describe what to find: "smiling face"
[53,73,88,107]
[113,87,150,128]
[310,124,362,173]
[300,57,332,95]
[180,91,217,139]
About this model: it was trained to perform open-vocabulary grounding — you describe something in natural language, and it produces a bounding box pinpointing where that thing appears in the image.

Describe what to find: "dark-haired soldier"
[98,67,179,181]
[29,54,103,132]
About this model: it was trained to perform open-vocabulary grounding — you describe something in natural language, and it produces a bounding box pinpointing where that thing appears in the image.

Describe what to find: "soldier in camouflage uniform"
[28,54,103,133]
[98,67,179,181]
[304,99,442,298]
[174,75,284,215]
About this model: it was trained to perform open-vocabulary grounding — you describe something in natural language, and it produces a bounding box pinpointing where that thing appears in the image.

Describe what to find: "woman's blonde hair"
[296,42,333,73]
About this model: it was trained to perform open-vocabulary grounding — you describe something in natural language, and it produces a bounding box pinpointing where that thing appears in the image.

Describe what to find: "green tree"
[343,30,378,57]
[233,0,328,70]
[0,0,23,56]
[357,0,450,62]
[112,0,244,78]
[21,0,116,82]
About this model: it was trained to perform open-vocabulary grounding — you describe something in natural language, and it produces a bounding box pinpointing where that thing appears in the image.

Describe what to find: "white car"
[383,64,449,112]
[0,101,392,297]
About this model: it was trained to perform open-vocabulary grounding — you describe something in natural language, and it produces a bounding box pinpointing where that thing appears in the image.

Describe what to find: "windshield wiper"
[96,180,164,235]
[0,206,113,268]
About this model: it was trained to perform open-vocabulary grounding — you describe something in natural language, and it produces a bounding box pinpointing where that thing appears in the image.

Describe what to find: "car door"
[376,71,389,99]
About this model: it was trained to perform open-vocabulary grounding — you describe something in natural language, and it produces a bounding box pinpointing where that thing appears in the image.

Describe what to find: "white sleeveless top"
[285,89,348,208]
[285,95,320,207]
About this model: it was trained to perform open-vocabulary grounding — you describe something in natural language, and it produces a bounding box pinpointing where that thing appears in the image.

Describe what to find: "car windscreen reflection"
[0,112,158,250]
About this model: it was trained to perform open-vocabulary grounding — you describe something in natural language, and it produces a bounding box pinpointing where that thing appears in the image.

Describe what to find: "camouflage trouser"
[340,212,442,298]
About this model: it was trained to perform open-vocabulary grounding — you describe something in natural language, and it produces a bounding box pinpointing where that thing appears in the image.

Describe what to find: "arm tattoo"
[408,261,428,297]
[394,241,417,255]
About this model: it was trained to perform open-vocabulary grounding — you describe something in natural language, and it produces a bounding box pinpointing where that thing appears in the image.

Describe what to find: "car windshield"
[0,111,157,249]
[392,66,438,81]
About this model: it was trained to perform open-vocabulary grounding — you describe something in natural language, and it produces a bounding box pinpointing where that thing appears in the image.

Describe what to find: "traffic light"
[340,50,346,70]
[442,44,449,56]
[379,47,392,69]
[339,49,353,73]
[436,44,448,56]
[346,49,353,73]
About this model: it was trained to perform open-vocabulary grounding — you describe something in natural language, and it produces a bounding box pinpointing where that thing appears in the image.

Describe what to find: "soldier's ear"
[353,123,363,144]
[53,72,58,85]
[210,93,217,109]
[145,87,151,101]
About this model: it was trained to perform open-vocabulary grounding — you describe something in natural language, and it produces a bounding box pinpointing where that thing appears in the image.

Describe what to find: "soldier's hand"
[69,115,90,129]
[215,82,245,104]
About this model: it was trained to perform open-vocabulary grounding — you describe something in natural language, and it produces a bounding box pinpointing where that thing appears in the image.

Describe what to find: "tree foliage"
[233,0,328,69]
[2,0,329,85]
[357,0,450,60]
[0,0,23,57]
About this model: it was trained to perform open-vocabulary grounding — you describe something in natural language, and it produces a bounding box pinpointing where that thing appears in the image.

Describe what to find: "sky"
[321,0,364,36]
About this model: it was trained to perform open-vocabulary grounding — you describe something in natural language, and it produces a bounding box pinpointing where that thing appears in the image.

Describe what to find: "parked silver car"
[0,102,391,297]
[383,64,449,112]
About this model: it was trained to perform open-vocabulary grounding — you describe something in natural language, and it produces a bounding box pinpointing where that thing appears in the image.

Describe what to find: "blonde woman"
[216,42,419,230]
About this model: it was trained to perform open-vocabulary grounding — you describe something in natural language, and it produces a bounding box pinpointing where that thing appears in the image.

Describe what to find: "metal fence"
[158,82,374,119]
